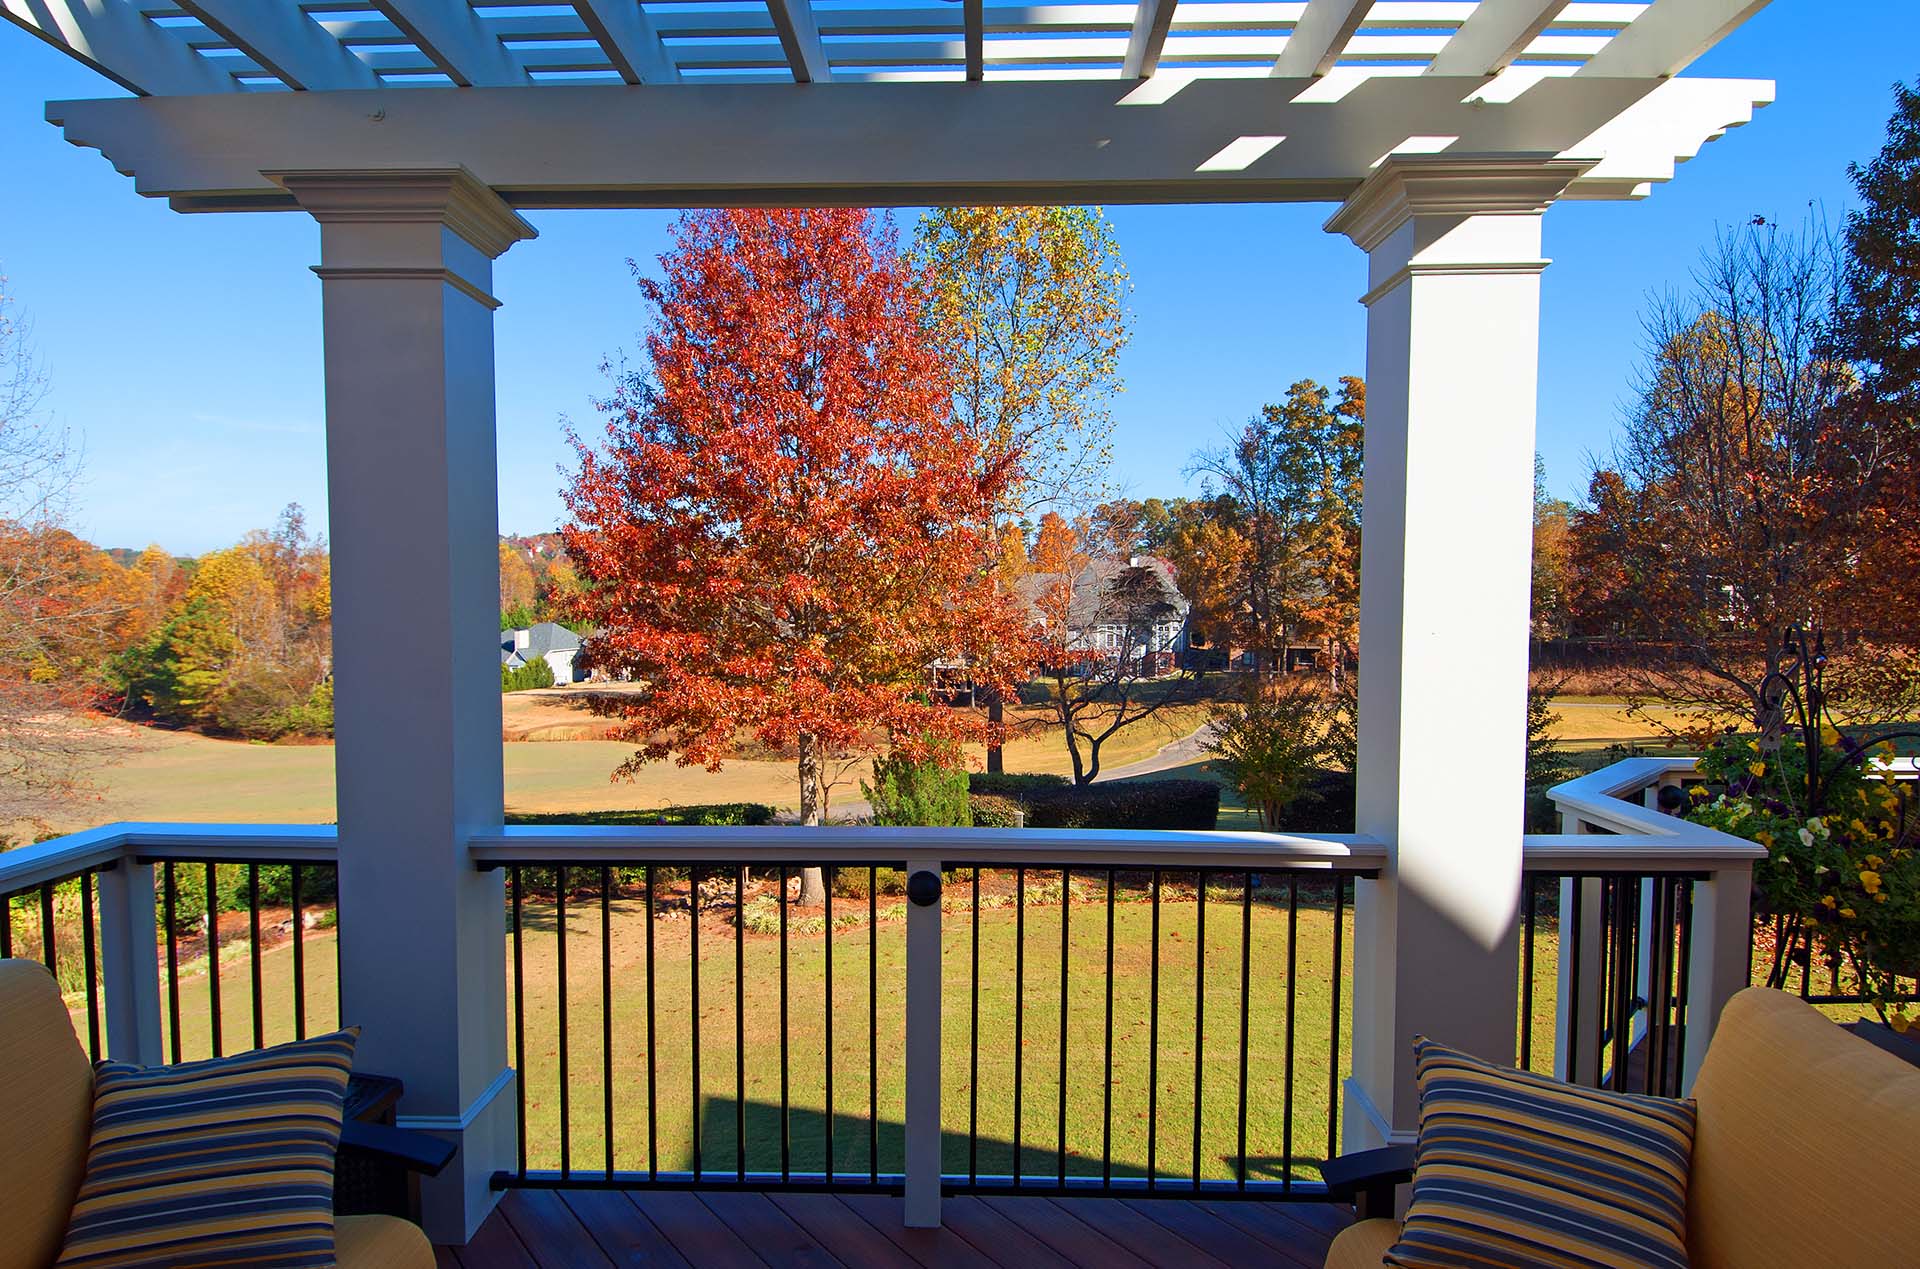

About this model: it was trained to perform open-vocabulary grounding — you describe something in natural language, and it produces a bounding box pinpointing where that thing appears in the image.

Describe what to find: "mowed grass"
[57,702,1214,833]
[47,881,1570,1187]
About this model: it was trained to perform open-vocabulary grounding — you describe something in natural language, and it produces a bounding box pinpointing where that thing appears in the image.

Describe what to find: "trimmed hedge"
[505,804,776,827]
[967,793,1025,828]
[967,772,1070,798]
[968,775,1220,831]
[1261,769,1356,834]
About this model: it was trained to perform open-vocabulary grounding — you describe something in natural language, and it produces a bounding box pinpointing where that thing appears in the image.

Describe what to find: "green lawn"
[40,878,1574,1187]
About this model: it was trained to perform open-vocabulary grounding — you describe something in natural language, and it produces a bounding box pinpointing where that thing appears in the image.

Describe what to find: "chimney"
[514,629,530,651]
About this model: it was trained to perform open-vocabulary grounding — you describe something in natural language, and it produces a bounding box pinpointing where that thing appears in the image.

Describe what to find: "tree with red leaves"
[562,209,1027,899]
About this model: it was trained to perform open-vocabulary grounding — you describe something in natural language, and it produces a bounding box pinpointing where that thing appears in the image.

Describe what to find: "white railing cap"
[0,823,339,896]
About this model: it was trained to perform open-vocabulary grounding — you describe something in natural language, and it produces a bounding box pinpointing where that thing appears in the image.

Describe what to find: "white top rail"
[1539,755,1764,872]
[0,824,339,896]
[470,825,1388,872]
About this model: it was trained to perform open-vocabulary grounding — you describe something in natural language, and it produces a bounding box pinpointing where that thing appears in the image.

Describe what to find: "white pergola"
[6,0,1777,1244]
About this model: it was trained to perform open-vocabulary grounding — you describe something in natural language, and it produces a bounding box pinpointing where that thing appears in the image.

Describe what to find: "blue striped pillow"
[55,1029,359,1269]
[1387,1036,1696,1269]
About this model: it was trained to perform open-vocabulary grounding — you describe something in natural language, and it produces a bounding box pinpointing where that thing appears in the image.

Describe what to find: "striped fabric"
[1386,1036,1696,1269]
[55,1028,358,1269]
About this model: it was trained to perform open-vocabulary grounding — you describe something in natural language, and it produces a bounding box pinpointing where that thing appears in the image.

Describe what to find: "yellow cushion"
[336,1215,436,1269]
[1688,988,1920,1268]
[0,959,94,1269]
[1325,1219,1399,1269]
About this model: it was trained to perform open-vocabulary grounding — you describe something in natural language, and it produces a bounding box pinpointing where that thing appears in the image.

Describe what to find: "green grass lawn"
[49,878,1575,1188]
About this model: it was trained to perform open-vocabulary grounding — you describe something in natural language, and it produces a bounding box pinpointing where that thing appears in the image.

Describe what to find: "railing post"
[1553,813,1605,1086]
[95,859,163,1066]
[903,856,943,1228]
[1682,861,1753,1094]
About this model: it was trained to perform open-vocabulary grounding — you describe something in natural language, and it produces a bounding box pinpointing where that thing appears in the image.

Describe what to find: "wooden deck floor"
[437,1188,1350,1268]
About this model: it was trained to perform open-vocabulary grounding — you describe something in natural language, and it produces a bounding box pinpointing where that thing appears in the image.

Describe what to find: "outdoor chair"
[0,958,439,1269]
[1321,988,1920,1267]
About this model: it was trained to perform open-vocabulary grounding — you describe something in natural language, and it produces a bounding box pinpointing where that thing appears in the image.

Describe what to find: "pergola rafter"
[5,1,1762,92]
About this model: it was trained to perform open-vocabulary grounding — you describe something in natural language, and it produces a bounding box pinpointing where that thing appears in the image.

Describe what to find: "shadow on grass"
[605,1096,1332,1188]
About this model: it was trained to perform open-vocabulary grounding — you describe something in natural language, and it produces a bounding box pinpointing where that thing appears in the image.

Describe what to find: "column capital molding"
[1324,154,1593,253]
[266,167,536,258]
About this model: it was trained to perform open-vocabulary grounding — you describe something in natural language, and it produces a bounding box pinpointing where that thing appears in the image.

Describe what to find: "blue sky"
[0,1,1914,555]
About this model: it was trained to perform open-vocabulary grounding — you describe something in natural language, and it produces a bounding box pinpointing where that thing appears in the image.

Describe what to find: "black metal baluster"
[602,865,615,1178]
[1058,869,1071,1188]
[1013,866,1025,1186]
[205,863,222,1058]
[291,865,306,1041]
[248,865,264,1051]
[39,882,56,976]
[1191,871,1207,1191]
[1147,868,1161,1191]
[645,865,658,1182]
[1,891,12,958]
[779,864,790,1183]
[1328,875,1345,1161]
[969,866,980,1186]
[164,863,182,1064]
[1612,877,1635,1092]
[869,867,877,1185]
[1237,871,1252,1191]
[825,867,835,1184]
[81,871,100,1060]
[690,866,702,1182]
[736,865,746,1184]
[1521,874,1537,1069]
[511,866,527,1179]
[1283,873,1298,1196]
[557,866,570,1179]
[1673,879,1694,1086]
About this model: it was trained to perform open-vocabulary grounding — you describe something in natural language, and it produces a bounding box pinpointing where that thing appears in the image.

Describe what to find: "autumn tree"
[912,207,1131,516]
[1188,377,1364,674]
[499,541,537,625]
[0,278,127,838]
[1531,455,1576,640]
[563,209,1027,901]
[1598,218,1903,728]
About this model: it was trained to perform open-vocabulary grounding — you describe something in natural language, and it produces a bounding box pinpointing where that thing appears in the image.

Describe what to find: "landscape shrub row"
[967,774,1219,830]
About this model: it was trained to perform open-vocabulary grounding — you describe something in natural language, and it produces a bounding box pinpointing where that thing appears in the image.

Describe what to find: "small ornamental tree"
[562,209,1028,903]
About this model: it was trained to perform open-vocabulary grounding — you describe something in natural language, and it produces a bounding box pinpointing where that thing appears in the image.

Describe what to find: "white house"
[498,621,582,685]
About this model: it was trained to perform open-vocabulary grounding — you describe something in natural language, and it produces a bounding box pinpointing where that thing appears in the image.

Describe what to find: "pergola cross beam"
[369,0,528,87]
[765,0,833,83]
[1269,0,1370,78]
[569,0,680,85]
[174,0,380,91]
[1426,0,1571,77]
[1,0,236,95]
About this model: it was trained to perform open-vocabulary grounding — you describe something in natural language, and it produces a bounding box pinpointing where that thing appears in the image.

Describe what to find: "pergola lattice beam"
[1,0,236,95]
[570,0,679,85]
[1269,0,1368,78]
[368,0,528,87]
[174,0,380,91]
[1123,0,1179,79]
[765,0,833,83]
[47,74,1772,211]
[1577,0,1772,79]
[1426,0,1569,77]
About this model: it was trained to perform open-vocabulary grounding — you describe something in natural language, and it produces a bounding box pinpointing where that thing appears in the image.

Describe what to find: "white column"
[276,169,535,1243]
[1328,157,1588,1147]
[97,860,163,1066]
[1682,863,1752,1094]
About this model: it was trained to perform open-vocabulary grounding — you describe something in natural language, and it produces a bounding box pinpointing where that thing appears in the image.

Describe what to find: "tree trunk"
[986,690,1004,774]
[797,731,827,906]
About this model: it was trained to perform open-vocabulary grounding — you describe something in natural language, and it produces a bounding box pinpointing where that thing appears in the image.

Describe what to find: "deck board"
[444,1188,1347,1267]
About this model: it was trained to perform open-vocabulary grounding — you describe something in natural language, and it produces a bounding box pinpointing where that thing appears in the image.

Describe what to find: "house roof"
[1018,557,1188,630]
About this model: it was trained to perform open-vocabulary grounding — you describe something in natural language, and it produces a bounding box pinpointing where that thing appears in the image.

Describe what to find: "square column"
[1327,157,1587,1146]
[276,169,535,1242]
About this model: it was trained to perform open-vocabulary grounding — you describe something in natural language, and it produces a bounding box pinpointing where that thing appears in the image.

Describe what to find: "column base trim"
[396,1065,516,1133]
[311,265,503,309]
[1342,1076,1416,1155]
[1358,258,1550,307]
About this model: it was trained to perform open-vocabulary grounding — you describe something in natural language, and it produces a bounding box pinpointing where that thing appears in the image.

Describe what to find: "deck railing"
[470,826,1383,1216]
[0,763,1774,1222]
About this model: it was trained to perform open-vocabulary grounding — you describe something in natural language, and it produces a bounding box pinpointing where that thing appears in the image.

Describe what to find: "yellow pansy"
[1821,895,1838,909]
[1861,870,1883,894]
[1867,854,1885,870]
[1841,907,1856,919]
[1748,761,1767,777]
